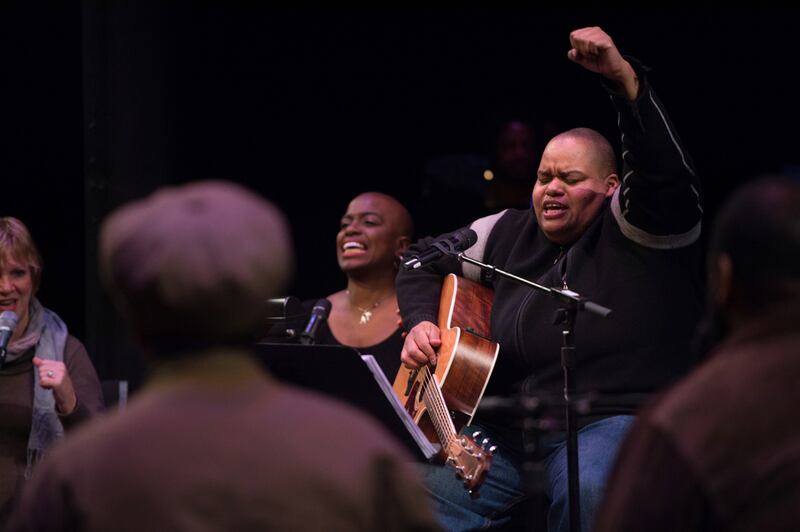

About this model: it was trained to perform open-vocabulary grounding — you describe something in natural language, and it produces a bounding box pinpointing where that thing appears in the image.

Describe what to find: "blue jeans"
[418,415,635,532]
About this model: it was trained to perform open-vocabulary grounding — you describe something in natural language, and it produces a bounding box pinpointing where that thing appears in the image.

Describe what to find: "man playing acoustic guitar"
[397,26,702,532]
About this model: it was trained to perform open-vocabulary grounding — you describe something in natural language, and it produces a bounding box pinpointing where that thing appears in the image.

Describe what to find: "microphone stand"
[455,252,612,532]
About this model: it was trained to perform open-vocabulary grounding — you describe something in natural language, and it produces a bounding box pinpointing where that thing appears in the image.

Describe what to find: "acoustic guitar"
[393,273,500,493]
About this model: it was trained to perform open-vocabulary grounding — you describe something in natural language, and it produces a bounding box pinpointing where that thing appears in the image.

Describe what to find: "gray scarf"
[7,298,68,478]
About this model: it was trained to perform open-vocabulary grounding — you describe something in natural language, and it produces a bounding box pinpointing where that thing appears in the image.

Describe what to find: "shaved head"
[351,192,414,239]
[548,128,617,176]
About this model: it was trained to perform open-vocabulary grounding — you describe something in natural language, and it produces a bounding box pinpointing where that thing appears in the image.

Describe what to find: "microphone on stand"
[0,310,19,369]
[402,228,478,270]
[299,299,332,345]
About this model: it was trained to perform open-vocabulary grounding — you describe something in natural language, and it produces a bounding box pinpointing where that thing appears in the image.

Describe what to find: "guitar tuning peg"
[481,438,491,447]
[488,445,498,454]
[472,431,483,440]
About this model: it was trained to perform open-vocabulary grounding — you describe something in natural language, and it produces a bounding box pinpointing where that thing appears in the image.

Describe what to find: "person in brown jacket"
[595,176,800,531]
[8,181,440,532]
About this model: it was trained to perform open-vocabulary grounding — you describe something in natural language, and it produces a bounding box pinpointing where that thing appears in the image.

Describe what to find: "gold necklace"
[346,290,383,325]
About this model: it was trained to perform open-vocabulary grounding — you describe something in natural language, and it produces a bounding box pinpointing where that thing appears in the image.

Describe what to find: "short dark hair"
[709,176,800,307]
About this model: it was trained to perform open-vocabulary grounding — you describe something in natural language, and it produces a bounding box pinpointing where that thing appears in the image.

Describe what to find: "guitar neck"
[419,366,458,449]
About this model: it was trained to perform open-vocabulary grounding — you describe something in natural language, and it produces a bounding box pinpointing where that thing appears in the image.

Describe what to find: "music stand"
[255,342,440,461]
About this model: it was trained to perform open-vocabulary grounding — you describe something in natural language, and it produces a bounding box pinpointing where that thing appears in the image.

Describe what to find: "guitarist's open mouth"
[542,201,568,218]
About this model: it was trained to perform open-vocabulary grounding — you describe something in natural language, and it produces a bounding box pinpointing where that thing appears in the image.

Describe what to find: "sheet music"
[360,355,440,460]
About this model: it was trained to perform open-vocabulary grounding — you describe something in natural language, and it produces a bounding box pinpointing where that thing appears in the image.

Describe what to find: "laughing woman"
[0,218,103,525]
[313,192,413,378]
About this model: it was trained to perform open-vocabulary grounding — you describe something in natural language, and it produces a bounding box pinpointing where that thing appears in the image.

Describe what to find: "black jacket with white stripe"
[397,62,703,424]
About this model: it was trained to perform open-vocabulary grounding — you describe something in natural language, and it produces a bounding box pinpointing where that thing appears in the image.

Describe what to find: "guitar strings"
[421,372,450,448]
[420,365,457,448]
[420,368,446,445]
[430,367,458,437]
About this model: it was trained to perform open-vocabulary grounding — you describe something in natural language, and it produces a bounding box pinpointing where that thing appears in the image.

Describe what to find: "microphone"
[0,310,19,369]
[402,228,478,270]
[299,299,332,345]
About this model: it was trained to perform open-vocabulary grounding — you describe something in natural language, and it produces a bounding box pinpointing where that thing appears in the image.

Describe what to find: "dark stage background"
[3,5,799,388]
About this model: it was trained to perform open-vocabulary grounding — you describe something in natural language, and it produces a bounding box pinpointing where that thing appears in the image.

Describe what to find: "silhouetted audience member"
[0,217,103,527]
[595,176,800,532]
[8,181,440,532]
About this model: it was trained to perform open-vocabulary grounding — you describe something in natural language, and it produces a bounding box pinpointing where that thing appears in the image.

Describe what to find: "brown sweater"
[0,335,104,527]
[7,350,441,532]
[595,305,800,532]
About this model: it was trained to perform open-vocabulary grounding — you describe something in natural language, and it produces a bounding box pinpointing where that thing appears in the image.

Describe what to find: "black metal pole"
[454,252,612,532]
[559,308,581,532]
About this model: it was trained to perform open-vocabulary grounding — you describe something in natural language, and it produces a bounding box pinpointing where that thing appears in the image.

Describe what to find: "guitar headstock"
[446,431,496,493]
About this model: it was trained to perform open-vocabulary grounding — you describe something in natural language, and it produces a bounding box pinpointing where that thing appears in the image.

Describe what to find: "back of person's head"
[709,176,800,310]
[0,217,43,292]
[99,181,294,355]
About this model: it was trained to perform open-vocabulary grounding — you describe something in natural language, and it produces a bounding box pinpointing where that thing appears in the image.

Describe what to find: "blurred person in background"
[595,176,800,532]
